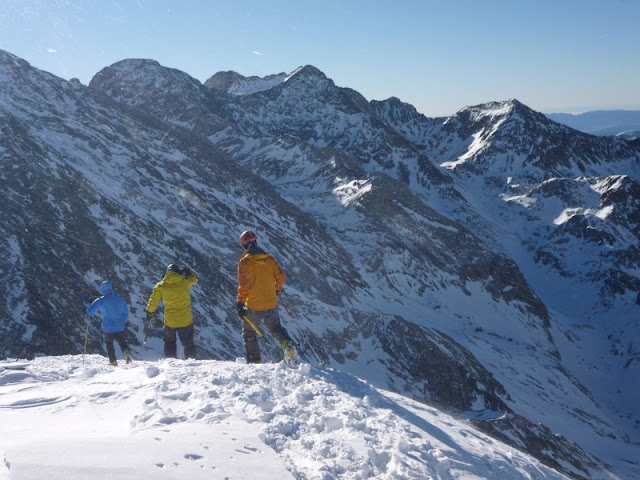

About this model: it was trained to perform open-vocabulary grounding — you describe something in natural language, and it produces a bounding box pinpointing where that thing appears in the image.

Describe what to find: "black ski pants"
[242,307,291,363]
[104,330,129,364]
[162,323,197,359]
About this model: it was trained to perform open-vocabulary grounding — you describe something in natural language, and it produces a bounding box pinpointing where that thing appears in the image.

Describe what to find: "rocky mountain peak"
[0,49,82,117]
[204,70,245,91]
[203,65,329,98]
[89,58,204,108]
[88,58,221,128]
[0,49,26,70]
[2,51,639,479]
[438,95,640,181]
[204,70,288,96]
[285,64,327,81]
[451,98,536,129]
[90,58,162,86]
[279,65,335,94]
[372,96,420,118]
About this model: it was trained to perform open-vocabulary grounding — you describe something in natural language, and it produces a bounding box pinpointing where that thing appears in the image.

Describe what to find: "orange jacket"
[237,252,286,311]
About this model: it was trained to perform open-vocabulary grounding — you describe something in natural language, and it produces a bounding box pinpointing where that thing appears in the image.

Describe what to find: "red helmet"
[238,230,258,246]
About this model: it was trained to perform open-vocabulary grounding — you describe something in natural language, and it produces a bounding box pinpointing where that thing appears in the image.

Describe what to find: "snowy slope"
[406,100,640,437]
[194,77,640,478]
[2,51,639,479]
[1,355,573,480]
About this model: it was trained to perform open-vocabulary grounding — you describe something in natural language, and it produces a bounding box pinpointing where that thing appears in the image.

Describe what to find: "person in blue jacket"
[86,280,132,366]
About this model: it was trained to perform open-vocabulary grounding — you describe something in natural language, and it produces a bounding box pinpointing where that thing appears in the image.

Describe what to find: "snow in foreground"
[1,356,568,480]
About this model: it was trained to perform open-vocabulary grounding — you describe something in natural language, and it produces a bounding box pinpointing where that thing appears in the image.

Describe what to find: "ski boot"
[123,350,132,364]
[281,340,297,366]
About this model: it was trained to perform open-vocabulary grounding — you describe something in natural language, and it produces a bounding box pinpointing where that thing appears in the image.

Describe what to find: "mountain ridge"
[1,50,638,478]
[547,109,640,139]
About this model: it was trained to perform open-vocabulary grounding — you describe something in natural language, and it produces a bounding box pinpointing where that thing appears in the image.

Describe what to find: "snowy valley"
[1,49,639,478]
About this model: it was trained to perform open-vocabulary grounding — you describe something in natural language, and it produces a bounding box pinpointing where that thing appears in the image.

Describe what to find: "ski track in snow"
[0,355,570,480]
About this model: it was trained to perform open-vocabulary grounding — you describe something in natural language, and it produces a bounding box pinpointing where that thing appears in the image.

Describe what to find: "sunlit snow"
[1,356,569,480]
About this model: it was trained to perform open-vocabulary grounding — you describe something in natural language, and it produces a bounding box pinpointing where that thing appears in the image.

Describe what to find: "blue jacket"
[86,281,129,333]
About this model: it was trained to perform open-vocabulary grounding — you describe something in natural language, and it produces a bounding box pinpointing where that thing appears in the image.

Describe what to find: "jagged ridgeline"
[1,50,639,479]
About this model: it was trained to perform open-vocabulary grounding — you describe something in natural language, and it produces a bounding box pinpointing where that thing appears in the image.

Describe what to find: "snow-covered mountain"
[1,50,639,478]
[547,110,640,140]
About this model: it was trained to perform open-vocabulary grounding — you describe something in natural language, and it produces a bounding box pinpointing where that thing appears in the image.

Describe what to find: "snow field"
[0,355,569,480]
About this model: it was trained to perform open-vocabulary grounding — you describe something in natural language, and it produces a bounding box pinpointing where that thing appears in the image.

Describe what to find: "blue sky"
[1,0,639,117]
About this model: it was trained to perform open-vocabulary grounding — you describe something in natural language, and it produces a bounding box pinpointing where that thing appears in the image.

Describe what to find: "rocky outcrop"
[2,50,638,478]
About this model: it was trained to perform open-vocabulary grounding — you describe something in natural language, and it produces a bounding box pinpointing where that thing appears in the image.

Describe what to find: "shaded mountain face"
[1,50,639,478]
[0,52,360,362]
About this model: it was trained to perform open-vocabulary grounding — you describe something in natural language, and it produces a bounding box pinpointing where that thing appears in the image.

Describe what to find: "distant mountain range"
[547,110,640,140]
[1,49,639,479]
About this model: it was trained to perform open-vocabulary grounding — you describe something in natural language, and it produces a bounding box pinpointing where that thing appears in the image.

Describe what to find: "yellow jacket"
[147,270,198,328]
[237,252,286,311]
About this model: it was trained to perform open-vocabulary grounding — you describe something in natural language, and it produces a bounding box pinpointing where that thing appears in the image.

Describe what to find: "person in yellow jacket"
[146,264,198,359]
[236,230,295,364]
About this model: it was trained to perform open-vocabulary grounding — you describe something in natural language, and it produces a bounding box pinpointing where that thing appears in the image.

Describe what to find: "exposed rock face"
[204,70,289,96]
[472,413,607,480]
[371,315,511,412]
[2,50,639,478]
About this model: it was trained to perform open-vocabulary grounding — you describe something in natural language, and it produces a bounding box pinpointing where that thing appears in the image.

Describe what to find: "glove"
[236,302,247,319]
[276,289,284,297]
[182,267,192,278]
[146,311,157,323]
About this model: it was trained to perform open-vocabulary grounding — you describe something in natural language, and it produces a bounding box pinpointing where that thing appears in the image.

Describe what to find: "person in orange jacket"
[236,230,295,364]
[146,264,198,359]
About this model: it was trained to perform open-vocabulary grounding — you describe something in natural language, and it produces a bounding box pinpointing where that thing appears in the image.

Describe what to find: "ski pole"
[279,295,324,365]
[243,314,285,361]
[242,315,264,337]
[83,317,90,364]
